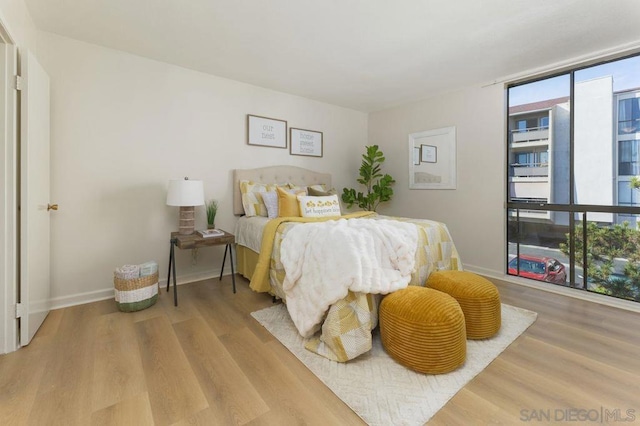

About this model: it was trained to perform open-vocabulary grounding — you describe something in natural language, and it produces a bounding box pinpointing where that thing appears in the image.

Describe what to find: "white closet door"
[20,50,51,346]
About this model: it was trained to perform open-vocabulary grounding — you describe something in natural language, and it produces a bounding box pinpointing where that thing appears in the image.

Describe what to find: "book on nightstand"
[198,229,224,238]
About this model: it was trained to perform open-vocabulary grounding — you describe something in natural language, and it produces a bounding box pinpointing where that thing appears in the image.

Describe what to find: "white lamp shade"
[166,179,205,206]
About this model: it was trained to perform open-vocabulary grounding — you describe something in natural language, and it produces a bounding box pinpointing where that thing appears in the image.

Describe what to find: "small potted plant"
[206,199,218,229]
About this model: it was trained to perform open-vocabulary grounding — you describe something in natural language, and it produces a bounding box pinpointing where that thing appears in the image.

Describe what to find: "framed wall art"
[290,127,323,157]
[247,115,287,148]
[420,145,437,163]
[409,126,456,189]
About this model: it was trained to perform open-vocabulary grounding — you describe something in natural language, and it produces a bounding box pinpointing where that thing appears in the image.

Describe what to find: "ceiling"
[24,0,640,112]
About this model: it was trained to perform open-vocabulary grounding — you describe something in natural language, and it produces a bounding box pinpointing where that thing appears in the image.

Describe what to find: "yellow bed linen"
[250,212,462,362]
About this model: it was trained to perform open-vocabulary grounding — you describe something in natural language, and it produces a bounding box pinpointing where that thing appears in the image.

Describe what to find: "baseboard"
[50,288,115,310]
[50,263,640,315]
[50,269,226,311]
[463,263,640,314]
[461,264,500,280]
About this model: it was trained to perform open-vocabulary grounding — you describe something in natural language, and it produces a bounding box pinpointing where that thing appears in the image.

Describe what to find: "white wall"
[368,84,506,275]
[36,31,368,307]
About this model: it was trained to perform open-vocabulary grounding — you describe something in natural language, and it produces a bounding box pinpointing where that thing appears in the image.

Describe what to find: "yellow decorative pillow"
[298,195,342,217]
[277,186,305,217]
[240,180,275,217]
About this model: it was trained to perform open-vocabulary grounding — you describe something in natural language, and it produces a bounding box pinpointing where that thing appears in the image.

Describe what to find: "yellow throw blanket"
[249,211,375,293]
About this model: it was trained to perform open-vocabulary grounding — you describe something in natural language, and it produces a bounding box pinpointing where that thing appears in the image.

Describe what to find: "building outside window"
[506,54,640,304]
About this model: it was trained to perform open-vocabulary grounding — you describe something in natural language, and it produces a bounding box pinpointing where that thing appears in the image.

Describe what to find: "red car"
[508,254,567,284]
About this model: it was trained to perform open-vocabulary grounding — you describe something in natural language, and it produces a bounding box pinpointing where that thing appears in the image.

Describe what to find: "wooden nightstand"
[166,230,236,306]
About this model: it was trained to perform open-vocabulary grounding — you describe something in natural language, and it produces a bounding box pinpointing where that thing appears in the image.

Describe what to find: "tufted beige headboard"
[233,165,332,215]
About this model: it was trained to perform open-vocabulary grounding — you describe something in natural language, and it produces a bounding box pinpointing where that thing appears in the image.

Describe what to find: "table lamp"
[166,177,205,235]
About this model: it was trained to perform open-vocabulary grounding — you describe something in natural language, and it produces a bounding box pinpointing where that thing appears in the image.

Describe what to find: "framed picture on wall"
[420,145,437,163]
[409,126,456,190]
[290,128,323,157]
[247,115,287,148]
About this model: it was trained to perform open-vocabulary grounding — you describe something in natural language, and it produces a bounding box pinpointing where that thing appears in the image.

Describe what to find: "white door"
[19,50,51,346]
[0,40,18,354]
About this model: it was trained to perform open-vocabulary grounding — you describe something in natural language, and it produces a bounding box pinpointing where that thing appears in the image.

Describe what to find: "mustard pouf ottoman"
[379,286,466,374]
[427,271,501,340]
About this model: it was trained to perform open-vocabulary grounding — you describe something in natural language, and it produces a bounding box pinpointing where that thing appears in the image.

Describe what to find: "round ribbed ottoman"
[379,286,466,374]
[427,271,501,340]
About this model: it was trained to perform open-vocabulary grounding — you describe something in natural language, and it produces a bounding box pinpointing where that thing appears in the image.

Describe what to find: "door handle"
[47,203,58,211]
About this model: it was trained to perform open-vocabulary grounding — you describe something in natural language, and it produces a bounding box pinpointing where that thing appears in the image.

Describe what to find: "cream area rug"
[251,303,537,426]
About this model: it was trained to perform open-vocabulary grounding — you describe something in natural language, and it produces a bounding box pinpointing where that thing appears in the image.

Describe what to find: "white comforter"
[280,218,418,337]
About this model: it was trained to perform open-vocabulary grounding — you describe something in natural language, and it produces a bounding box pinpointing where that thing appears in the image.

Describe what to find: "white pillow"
[297,195,342,218]
[260,191,279,219]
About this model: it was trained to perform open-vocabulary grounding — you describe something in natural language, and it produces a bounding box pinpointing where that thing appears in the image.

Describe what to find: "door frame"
[0,18,17,355]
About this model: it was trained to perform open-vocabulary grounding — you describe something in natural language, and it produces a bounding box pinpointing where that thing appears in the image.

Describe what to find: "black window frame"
[506,52,640,290]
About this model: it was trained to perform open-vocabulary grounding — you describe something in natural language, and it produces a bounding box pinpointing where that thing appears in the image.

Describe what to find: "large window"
[506,54,640,303]
[619,139,640,176]
[618,97,640,134]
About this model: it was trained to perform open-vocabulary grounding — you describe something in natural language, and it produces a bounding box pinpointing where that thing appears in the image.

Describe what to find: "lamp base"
[178,206,195,235]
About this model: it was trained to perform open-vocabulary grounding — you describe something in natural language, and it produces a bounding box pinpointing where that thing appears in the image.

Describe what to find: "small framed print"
[290,128,323,157]
[247,115,287,148]
[413,146,421,165]
[421,144,437,163]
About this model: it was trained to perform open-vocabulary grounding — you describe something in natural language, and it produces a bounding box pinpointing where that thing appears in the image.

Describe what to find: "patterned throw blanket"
[249,213,462,362]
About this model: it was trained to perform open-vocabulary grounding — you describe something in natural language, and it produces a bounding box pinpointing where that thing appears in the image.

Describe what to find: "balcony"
[507,209,551,221]
[510,164,549,177]
[511,126,549,143]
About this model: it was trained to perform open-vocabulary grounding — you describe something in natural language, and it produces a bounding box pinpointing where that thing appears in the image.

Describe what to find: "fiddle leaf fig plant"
[342,145,395,212]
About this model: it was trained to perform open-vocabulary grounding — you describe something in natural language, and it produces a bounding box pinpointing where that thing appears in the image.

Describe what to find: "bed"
[233,165,462,362]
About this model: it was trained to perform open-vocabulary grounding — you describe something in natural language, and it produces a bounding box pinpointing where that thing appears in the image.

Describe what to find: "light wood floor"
[1,275,639,425]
